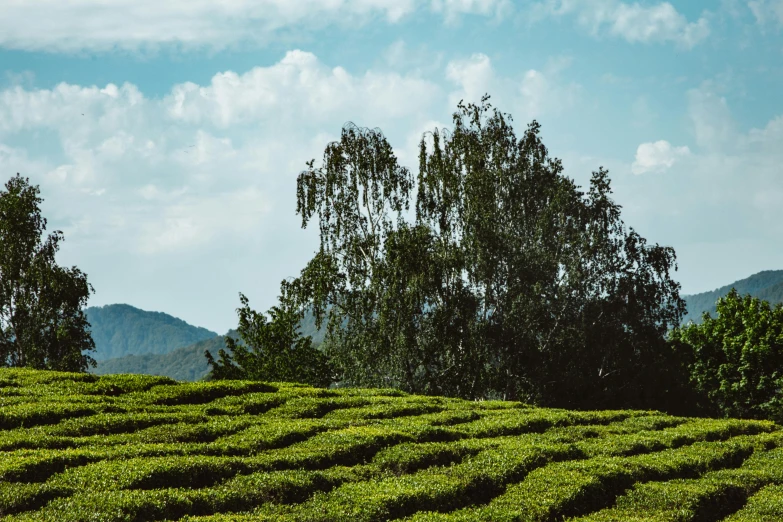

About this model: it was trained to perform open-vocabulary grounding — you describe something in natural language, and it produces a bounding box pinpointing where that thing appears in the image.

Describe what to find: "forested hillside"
[84,304,218,360]
[90,306,329,381]
[93,330,242,381]
[682,270,783,324]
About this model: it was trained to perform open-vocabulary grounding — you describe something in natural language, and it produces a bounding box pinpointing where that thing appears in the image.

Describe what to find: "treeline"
[2,94,781,425]
[205,95,782,423]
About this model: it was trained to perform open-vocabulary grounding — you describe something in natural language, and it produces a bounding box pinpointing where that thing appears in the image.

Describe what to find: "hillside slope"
[93,330,242,381]
[93,307,331,381]
[84,304,218,360]
[0,368,782,521]
[682,270,783,324]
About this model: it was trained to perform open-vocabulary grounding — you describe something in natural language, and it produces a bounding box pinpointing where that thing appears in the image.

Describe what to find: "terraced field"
[1,368,782,521]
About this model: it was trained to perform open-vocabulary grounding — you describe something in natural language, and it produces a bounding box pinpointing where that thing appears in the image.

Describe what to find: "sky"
[0,0,782,335]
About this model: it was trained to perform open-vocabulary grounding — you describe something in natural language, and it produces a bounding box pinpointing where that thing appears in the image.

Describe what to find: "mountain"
[85,304,218,361]
[88,304,331,382]
[93,330,241,381]
[681,270,783,324]
[93,311,332,382]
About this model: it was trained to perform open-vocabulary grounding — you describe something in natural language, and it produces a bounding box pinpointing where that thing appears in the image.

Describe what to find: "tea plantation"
[1,369,782,521]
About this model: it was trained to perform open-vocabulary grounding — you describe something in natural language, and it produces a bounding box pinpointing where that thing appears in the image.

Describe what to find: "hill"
[92,307,331,381]
[682,270,783,324]
[92,330,242,381]
[84,304,218,360]
[0,368,782,520]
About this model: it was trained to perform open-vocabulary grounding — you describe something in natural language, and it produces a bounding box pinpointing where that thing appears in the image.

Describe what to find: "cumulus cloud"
[0,51,446,259]
[631,140,690,174]
[444,53,581,122]
[445,53,496,108]
[164,50,440,129]
[0,0,517,54]
[530,0,711,48]
[0,50,465,331]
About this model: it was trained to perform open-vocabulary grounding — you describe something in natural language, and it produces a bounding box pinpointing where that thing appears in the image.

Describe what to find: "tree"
[0,173,96,372]
[669,289,783,422]
[264,95,688,408]
[205,292,332,387]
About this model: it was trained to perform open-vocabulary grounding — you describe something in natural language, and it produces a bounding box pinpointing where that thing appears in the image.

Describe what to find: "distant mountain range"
[89,304,327,381]
[85,304,218,360]
[681,270,783,324]
[89,270,783,381]
[93,330,241,382]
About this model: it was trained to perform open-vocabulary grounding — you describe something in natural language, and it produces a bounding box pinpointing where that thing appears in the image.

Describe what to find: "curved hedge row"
[1,368,782,521]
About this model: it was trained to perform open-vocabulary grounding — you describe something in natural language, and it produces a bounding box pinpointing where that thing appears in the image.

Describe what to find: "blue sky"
[1,0,782,334]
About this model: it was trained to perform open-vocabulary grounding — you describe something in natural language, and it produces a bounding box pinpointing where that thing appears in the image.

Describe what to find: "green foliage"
[0,173,96,372]
[670,288,783,423]
[575,446,783,521]
[206,293,332,387]
[140,380,276,406]
[0,402,97,430]
[3,368,783,521]
[282,95,687,411]
[725,483,783,521]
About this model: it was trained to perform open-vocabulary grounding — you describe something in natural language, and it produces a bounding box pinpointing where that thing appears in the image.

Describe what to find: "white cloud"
[384,40,409,69]
[620,80,783,260]
[0,82,147,137]
[137,187,272,254]
[0,0,518,54]
[631,140,690,174]
[0,51,458,332]
[430,0,513,25]
[530,0,711,48]
[686,82,737,152]
[748,0,783,26]
[444,53,581,122]
[3,70,35,88]
[164,50,440,129]
[0,51,447,262]
[0,144,51,180]
[381,40,446,77]
[445,53,496,108]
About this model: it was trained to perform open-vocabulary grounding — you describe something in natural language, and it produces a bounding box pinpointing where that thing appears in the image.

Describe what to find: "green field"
[1,369,782,521]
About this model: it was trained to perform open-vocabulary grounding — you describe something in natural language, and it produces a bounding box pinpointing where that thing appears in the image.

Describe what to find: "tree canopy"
[205,293,332,387]
[208,95,687,409]
[0,173,96,372]
[670,288,783,423]
[277,94,687,407]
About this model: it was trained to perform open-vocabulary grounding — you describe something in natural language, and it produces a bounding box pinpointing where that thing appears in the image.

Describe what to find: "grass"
[0,367,782,521]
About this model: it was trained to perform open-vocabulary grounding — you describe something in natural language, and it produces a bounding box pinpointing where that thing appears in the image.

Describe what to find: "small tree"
[669,289,783,422]
[206,292,332,387]
[0,173,96,372]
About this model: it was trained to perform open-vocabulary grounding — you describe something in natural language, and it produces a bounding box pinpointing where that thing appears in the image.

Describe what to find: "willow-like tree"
[412,97,688,408]
[0,174,96,372]
[250,95,688,409]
